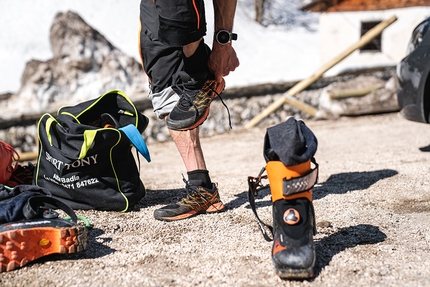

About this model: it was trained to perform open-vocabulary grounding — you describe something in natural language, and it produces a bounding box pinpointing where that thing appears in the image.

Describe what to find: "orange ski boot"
[267,160,317,279]
[264,117,318,279]
[248,117,319,280]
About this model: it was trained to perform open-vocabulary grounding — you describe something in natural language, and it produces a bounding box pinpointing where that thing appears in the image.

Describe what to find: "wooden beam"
[328,86,382,99]
[19,152,38,162]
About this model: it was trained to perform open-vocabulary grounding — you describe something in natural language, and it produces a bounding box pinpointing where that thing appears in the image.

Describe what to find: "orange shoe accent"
[205,201,225,213]
[164,211,199,221]
[272,238,287,255]
[161,201,225,221]
[0,225,88,272]
[283,208,301,225]
[266,160,313,202]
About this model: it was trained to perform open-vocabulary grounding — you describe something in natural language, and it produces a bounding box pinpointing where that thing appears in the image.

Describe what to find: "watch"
[215,30,238,45]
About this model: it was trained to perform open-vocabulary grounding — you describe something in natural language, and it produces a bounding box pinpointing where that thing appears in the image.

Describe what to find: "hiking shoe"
[154,181,225,221]
[272,198,316,279]
[166,72,225,131]
[0,218,89,272]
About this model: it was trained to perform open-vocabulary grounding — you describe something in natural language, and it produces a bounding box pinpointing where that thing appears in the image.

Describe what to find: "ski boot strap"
[266,159,318,202]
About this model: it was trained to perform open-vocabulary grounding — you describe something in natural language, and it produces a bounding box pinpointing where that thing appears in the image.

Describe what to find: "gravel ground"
[2,112,430,287]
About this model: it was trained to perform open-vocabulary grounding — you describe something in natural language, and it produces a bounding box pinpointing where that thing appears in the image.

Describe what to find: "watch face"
[217,31,230,44]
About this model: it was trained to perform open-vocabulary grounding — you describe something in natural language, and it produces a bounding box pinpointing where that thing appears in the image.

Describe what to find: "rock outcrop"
[0,11,148,120]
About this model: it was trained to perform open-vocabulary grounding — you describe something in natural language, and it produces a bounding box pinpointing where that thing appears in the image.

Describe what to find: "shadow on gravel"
[83,227,116,258]
[134,169,398,212]
[139,187,261,211]
[313,224,387,279]
[140,186,267,213]
[419,144,430,152]
[224,169,398,211]
[227,187,271,211]
[36,227,115,266]
[313,169,398,200]
[134,188,187,209]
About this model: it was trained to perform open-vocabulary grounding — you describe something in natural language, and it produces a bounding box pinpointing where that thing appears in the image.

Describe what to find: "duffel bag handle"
[41,114,151,162]
[119,124,151,162]
[44,116,57,146]
[79,127,151,162]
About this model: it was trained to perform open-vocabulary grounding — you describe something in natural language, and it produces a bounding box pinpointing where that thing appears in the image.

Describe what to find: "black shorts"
[138,0,209,117]
[139,0,207,47]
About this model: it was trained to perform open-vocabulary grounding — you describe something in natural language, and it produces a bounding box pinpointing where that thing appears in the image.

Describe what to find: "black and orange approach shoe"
[248,117,319,280]
[166,71,225,131]
[0,217,89,272]
[154,178,225,221]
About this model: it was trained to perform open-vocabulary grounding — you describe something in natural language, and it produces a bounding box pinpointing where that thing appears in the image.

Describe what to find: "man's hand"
[210,0,239,83]
[208,42,239,83]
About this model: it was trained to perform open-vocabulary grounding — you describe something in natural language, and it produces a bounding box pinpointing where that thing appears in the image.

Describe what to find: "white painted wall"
[319,6,430,76]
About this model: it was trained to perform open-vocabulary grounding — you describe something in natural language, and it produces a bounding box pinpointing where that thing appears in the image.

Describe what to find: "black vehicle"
[397,17,430,123]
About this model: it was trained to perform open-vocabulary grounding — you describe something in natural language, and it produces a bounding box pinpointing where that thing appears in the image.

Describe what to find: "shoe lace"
[173,72,232,129]
[179,174,212,207]
[173,72,199,110]
[207,83,232,129]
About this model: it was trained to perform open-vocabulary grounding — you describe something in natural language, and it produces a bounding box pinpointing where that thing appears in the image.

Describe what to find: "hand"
[208,42,239,83]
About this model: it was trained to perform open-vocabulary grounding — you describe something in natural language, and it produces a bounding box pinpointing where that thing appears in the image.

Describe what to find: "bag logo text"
[45,151,99,170]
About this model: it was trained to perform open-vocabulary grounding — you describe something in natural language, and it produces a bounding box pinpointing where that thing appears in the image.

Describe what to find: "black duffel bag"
[33,90,151,212]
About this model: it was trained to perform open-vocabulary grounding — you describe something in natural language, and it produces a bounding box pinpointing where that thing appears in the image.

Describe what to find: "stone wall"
[0,92,315,153]
[0,67,399,155]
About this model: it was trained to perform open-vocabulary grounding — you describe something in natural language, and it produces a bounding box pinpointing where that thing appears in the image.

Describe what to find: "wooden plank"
[19,152,38,162]
[328,86,382,99]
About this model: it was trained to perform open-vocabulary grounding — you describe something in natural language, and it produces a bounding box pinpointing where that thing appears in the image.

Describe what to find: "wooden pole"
[328,86,382,99]
[244,15,398,129]
[19,152,38,162]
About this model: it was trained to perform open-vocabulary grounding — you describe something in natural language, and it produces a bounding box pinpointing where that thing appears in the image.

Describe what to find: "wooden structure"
[302,0,430,69]
[302,0,430,12]
[245,0,430,128]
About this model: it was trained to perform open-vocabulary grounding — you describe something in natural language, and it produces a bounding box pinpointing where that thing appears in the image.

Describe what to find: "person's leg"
[139,0,225,221]
[169,127,206,171]
[155,0,225,131]
[169,127,215,189]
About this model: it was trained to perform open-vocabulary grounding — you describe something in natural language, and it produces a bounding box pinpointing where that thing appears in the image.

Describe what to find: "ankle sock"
[187,169,212,188]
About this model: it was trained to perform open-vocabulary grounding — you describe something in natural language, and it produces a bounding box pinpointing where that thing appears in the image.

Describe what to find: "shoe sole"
[273,254,315,280]
[0,225,88,272]
[168,79,225,131]
[156,201,225,221]
[275,266,315,280]
[175,105,212,131]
